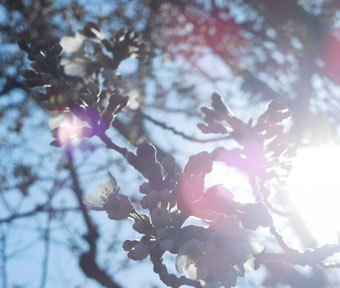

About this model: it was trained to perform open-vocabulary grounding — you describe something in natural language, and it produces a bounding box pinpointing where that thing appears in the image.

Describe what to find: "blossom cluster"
[77,91,292,288]
[83,128,277,288]
[19,24,299,288]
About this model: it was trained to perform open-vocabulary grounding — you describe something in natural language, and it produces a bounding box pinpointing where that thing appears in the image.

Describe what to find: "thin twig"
[96,132,128,157]
[39,207,52,288]
[141,112,231,143]
[263,194,292,217]
[270,225,296,253]
[0,226,7,288]
[0,206,79,224]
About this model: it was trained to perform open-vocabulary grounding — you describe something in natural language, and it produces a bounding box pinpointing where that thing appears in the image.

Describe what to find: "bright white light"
[54,118,83,146]
[287,145,340,244]
[58,120,82,145]
[206,162,254,203]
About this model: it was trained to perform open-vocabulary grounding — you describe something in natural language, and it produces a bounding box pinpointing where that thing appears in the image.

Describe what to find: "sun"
[206,145,340,245]
[287,145,340,245]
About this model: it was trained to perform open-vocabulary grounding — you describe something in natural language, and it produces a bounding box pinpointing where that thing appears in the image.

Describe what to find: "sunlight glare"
[56,119,83,146]
[287,145,340,244]
[206,162,254,203]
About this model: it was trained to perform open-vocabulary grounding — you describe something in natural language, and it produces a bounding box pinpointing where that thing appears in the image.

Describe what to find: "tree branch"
[0,205,79,224]
[66,151,123,288]
[141,111,231,143]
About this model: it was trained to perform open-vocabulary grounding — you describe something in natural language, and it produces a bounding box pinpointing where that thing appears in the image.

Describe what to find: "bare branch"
[141,112,231,143]
[0,206,79,224]
[66,151,123,288]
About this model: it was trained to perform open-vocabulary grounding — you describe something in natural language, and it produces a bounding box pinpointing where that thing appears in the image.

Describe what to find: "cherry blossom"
[84,175,134,220]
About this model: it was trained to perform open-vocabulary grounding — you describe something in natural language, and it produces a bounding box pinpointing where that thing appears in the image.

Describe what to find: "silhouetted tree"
[2,1,340,287]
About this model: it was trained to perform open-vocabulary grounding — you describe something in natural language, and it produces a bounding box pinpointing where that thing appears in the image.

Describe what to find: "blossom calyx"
[150,207,171,228]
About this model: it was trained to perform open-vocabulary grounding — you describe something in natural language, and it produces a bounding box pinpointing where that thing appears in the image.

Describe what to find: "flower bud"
[82,22,100,38]
[159,239,175,251]
[123,240,138,251]
[36,39,48,48]
[17,39,29,52]
[141,191,160,209]
[139,182,151,194]
[133,218,151,234]
[104,194,134,220]
[155,227,168,239]
[159,189,172,204]
[52,43,63,56]
[128,242,150,260]
[162,155,176,173]
[87,81,100,96]
[213,215,245,238]
[151,207,171,228]
[20,69,36,79]
[239,202,272,230]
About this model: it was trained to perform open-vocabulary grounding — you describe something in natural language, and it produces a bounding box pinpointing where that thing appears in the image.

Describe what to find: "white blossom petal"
[98,177,119,199]
[84,194,105,210]
[48,113,70,130]
[61,58,87,76]
[60,33,86,53]
[176,254,190,274]
[187,264,198,280]
[128,89,140,110]
[176,239,204,274]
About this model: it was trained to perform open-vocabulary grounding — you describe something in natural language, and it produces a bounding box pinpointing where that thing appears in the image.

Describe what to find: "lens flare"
[320,30,340,84]
[56,118,83,146]
[287,145,340,244]
[206,163,254,204]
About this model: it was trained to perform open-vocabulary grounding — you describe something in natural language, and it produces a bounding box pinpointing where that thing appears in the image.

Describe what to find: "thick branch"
[66,151,123,288]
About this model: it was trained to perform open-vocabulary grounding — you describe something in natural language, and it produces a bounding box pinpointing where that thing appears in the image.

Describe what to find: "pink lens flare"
[56,119,84,146]
[166,6,248,63]
[320,30,340,84]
